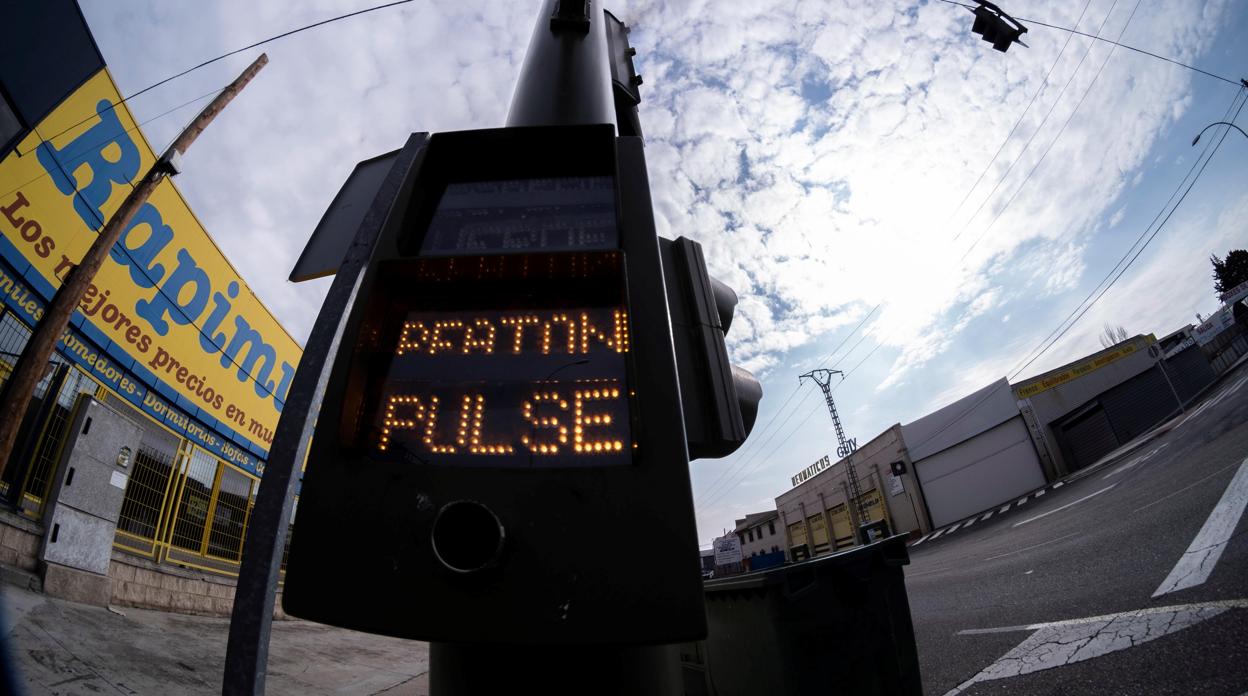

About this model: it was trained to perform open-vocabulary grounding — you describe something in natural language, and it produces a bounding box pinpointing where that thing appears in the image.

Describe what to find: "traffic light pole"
[222,133,428,695]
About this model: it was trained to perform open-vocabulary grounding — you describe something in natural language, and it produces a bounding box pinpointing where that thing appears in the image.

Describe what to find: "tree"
[1099,324,1128,349]
[1211,249,1248,299]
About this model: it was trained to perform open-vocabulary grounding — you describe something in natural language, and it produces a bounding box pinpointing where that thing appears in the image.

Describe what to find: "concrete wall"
[776,424,929,552]
[0,514,287,619]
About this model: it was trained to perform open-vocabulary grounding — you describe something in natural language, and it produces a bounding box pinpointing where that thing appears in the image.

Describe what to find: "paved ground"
[0,587,430,695]
[905,360,1248,696]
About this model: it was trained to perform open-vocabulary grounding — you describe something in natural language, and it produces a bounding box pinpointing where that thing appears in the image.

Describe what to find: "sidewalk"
[1,583,429,695]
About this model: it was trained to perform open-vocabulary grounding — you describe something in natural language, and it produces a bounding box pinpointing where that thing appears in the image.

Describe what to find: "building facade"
[1013,335,1202,477]
[0,2,302,607]
[775,424,928,561]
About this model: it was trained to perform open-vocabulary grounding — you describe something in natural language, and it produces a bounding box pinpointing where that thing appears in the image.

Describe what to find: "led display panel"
[345,251,635,467]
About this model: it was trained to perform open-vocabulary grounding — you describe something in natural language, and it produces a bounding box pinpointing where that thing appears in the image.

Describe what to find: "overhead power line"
[693,304,880,506]
[937,0,1244,87]
[903,84,1247,458]
[944,0,1095,235]
[1009,89,1248,380]
[697,340,883,512]
[960,0,1137,261]
[26,0,417,152]
[954,0,1117,243]
[693,308,878,511]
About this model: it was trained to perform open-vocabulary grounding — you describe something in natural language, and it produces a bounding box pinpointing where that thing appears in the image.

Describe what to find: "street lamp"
[1191,121,1248,146]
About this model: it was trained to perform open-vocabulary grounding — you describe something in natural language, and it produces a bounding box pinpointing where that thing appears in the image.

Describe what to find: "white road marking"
[963,516,976,529]
[1015,495,1029,506]
[1132,458,1246,514]
[980,511,994,522]
[956,599,1248,635]
[928,527,948,541]
[982,531,1081,561]
[1104,444,1169,480]
[1053,481,1064,489]
[1153,457,1248,597]
[999,503,1011,514]
[1013,484,1118,528]
[947,521,965,534]
[945,600,1248,696]
[1034,488,1046,497]
[1178,376,1248,428]
[910,533,931,547]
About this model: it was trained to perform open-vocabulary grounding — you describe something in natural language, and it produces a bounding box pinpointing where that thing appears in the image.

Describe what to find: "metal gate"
[1058,405,1118,470]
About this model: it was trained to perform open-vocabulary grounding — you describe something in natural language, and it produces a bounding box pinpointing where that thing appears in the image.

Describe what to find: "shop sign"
[0,70,302,460]
[1219,280,1248,306]
[791,454,832,488]
[1014,342,1140,399]
[713,535,742,566]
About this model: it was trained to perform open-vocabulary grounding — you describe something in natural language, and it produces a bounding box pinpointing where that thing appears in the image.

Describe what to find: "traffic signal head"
[660,237,762,460]
[969,1,1028,53]
[282,125,708,645]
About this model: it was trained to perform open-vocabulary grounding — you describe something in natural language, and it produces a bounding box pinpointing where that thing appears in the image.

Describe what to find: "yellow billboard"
[0,69,301,472]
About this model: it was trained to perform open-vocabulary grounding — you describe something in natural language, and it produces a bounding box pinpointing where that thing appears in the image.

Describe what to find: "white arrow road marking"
[1012,484,1117,528]
[1154,456,1248,597]
[945,600,1248,696]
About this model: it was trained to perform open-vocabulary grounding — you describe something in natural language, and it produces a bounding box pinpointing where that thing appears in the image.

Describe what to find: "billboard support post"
[0,53,268,474]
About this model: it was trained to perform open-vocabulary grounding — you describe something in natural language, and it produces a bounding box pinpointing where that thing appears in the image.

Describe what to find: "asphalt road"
[905,360,1248,696]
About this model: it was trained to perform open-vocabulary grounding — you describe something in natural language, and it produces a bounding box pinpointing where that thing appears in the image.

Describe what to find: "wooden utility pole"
[0,53,268,475]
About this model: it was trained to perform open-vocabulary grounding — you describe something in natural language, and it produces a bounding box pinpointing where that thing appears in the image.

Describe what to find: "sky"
[78,0,1248,545]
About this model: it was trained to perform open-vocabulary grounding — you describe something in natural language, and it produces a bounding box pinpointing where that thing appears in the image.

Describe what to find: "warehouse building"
[0,3,301,613]
[1013,335,1208,476]
[900,379,1045,529]
[775,424,928,560]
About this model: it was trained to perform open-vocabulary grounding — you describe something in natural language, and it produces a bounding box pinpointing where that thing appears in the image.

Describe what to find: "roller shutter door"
[1163,347,1216,403]
[1098,366,1179,444]
[1058,406,1118,471]
[913,416,1046,528]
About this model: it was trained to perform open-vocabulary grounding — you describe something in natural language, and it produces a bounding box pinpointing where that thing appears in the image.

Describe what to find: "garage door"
[914,416,1047,528]
[1058,405,1119,471]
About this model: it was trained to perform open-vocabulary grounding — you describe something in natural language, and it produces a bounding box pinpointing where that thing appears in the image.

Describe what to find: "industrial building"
[901,378,1046,529]
[771,329,1228,559]
[0,3,301,613]
[775,425,928,560]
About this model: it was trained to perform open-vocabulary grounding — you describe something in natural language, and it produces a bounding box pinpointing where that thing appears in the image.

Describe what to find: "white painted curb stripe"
[980,511,994,522]
[1053,481,1064,489]
[1013,484,1118,528]
[1034,488,1045,497]
[1154,457,1248,597]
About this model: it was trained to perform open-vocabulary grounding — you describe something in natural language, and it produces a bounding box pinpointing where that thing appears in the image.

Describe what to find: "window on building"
[747,529,753,542]
[772,545,779,553]
[769,521,776,535]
